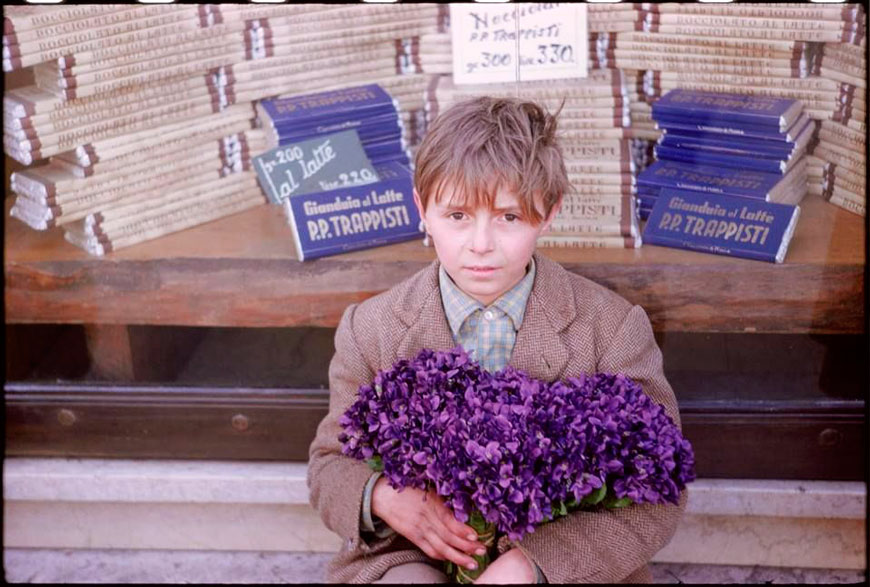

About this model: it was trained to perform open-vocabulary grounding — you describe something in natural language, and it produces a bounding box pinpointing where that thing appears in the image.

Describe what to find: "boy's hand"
[371,476,485,572]
[472,548,536,584]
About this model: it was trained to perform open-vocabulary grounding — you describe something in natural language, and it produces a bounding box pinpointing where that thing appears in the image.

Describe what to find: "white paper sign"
[450,3,588,85]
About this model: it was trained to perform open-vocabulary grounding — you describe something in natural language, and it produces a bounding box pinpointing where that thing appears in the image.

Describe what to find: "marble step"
[3,549,866,584]
[3,458,866,569]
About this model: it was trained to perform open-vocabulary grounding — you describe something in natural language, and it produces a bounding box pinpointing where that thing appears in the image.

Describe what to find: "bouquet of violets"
[339,347,695,583]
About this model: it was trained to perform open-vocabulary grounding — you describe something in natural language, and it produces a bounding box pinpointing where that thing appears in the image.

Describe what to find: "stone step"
[3,549,866,584]
[3,458,866,570]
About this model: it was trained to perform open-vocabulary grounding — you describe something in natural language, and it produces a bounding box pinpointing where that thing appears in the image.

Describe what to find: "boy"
[308,97,686,583]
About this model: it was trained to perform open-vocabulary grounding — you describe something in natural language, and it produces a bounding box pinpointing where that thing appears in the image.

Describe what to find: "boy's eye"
[504,213,520,222]
[449,212,466,221]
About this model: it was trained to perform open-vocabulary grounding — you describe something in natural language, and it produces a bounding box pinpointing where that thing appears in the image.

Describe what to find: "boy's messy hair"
[413,96,568,224]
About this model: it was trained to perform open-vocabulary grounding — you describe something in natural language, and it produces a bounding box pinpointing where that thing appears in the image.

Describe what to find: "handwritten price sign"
[253,129,379,205]
[450,3,588,85]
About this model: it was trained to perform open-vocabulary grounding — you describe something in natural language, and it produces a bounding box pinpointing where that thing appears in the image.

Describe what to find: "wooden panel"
[681,413,865,481]
[4,196,864,333]
[4,383,864,480]
[4,384,327,461]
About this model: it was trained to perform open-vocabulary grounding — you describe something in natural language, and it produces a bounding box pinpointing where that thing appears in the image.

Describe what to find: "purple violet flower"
[338,347,696,544]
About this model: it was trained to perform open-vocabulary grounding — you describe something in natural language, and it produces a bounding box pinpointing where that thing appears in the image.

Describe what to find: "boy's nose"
[469,219,495,253]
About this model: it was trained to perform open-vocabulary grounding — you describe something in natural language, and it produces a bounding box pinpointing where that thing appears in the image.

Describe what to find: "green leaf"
[558,501,568,516]
[605,497,633,509]
[366,455,383,472]
[582,485,607,506]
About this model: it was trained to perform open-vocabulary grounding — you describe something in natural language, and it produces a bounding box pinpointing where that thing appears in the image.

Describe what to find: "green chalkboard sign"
[253,129,379,204]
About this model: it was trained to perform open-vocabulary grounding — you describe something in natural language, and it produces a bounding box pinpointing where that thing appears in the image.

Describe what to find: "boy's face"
[414,183,559,307]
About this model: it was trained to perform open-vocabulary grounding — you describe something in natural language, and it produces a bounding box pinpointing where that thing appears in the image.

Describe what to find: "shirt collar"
[439,258,536,337]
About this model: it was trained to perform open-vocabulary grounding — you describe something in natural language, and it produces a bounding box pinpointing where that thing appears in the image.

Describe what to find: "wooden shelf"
[4,195,864,333]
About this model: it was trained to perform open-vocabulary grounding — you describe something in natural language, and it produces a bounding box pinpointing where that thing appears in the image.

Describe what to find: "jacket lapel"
[395,261,456,359]
[509,253,574,382]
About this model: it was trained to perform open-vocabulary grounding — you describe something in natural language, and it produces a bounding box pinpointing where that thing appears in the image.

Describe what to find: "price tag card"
[253,129,379,204]
[450,3,588,85]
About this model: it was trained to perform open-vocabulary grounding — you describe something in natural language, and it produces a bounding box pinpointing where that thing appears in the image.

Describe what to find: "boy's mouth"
[465,266,498,274]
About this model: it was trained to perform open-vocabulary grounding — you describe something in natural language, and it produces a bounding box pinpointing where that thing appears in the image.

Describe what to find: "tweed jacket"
[308,252,687,584]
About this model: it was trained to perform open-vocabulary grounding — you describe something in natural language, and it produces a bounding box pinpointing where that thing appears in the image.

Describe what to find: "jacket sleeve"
[307,303,382,544]
[505,304,687,583]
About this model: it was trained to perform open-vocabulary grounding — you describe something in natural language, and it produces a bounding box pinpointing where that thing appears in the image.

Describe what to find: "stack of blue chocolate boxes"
[637,89,814,220]
[638,89,811,263]
[256,83,411,168]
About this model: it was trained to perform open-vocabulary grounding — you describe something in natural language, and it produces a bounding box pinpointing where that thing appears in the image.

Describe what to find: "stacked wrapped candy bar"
[604,2,864,218]
[638,89,811,219]
[805,40,866,217]
[258,84,411,169]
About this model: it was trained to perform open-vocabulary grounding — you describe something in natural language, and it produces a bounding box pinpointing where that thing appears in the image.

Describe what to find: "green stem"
[448,521,498,584]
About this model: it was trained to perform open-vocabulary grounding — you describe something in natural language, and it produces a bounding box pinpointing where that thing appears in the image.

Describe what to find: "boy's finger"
[425,532,479,571]
[427,494,484,555]
[440,525,487,558]
[432,512,486,556]
[437,506,482,545]
[414,537,441,562]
